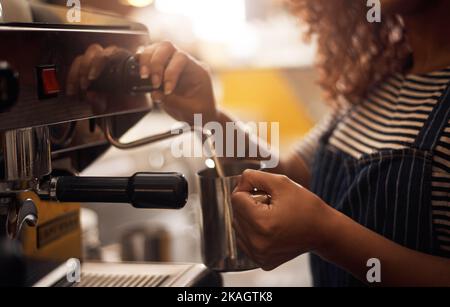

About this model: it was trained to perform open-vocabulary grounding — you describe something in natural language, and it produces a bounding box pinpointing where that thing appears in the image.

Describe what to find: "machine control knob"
[0,61,19,111]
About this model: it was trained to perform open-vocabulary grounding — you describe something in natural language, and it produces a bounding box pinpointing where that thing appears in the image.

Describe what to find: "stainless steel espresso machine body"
[0,1,219,287]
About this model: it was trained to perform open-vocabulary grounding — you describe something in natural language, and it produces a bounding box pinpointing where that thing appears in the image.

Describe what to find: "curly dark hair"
[288,0,412,106]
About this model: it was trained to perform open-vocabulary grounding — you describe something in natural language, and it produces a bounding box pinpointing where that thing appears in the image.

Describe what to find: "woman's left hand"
[231,170,333,271]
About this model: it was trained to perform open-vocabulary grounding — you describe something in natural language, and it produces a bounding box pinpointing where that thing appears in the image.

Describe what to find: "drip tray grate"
[74,273,170,287]
[35,262,211,287]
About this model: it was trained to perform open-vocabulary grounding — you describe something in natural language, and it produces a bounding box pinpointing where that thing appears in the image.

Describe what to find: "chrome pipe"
[1,127,51,182]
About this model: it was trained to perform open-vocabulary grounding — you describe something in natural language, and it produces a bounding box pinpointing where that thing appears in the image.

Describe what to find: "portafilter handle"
[47,173,188,209]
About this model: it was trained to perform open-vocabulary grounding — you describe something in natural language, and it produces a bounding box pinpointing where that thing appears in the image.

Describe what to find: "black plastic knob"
[0,61,19,112]
[55,173,188,209]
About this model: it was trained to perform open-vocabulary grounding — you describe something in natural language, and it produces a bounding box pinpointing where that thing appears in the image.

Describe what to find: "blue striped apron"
[309,84,450,287]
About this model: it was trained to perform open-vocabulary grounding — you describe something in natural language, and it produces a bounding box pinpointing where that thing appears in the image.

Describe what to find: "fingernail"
[152,74,161,89]
[136,46,145,54]
[140,65,150,79]
[164,82,173,95]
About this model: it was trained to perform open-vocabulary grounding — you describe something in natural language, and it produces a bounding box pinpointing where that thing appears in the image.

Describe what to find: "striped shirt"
[298,66,450,256]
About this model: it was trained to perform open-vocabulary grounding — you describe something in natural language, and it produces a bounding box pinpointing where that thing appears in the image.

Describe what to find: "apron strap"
[414,82,450,152]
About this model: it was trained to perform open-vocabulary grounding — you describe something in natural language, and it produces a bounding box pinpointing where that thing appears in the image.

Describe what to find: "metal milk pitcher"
[197,160,265,272]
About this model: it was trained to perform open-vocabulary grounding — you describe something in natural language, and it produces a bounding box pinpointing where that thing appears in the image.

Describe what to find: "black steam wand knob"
[48,173,188,209]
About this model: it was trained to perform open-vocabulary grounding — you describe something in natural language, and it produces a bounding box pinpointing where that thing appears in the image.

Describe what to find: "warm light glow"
[121,0,154,8]
[205,158,216,169]
[155,0,247,42]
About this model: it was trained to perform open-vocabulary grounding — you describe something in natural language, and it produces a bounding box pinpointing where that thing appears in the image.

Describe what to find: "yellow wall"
[218,69,314,149]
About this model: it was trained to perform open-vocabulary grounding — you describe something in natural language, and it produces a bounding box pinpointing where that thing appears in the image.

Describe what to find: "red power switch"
[37,65,60,99]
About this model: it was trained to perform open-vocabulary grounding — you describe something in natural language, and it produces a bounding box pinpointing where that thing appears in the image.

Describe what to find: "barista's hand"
[138,42,217,124]
[231,170,333,271]
[67,43,217,124]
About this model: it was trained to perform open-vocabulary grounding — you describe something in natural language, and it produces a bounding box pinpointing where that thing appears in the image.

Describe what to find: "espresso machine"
[0,1,219,287]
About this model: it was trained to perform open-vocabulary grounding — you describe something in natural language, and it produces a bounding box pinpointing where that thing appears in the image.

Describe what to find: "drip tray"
[34,262,220,287]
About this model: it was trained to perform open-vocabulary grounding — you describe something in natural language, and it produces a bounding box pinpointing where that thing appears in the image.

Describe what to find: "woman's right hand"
[138,42,218,124]
[67,42,218,125]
